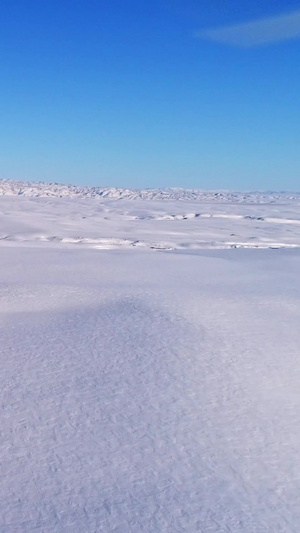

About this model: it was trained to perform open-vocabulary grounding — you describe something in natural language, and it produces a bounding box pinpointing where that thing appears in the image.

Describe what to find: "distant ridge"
[0,179,299,204]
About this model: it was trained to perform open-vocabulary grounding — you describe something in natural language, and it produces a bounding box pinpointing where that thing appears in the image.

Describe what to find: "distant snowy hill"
[1,179,299,203]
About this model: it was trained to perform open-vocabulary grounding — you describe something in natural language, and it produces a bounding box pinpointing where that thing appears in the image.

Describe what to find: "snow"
[1,181,300,531]
[1,178,300,203]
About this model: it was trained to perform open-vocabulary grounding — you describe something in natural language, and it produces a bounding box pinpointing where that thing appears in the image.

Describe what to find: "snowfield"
[1,180,300,532]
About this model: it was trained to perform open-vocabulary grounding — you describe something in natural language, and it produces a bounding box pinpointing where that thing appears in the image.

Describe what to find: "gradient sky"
[1,0,300,190]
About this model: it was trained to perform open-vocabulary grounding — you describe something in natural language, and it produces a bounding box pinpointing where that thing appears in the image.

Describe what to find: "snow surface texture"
[1,181,300,532]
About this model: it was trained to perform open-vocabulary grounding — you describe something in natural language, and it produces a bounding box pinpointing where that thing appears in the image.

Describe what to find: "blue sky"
[1,0,300,190]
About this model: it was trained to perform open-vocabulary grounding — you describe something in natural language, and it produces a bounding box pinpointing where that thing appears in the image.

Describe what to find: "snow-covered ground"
[1,182,300,531]
[1,180,300,251]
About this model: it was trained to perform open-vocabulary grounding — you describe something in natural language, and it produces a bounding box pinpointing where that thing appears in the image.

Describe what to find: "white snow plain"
[1,181,300,532]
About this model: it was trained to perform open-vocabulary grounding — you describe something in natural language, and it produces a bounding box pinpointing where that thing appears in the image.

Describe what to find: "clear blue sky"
[1,0,300,190]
